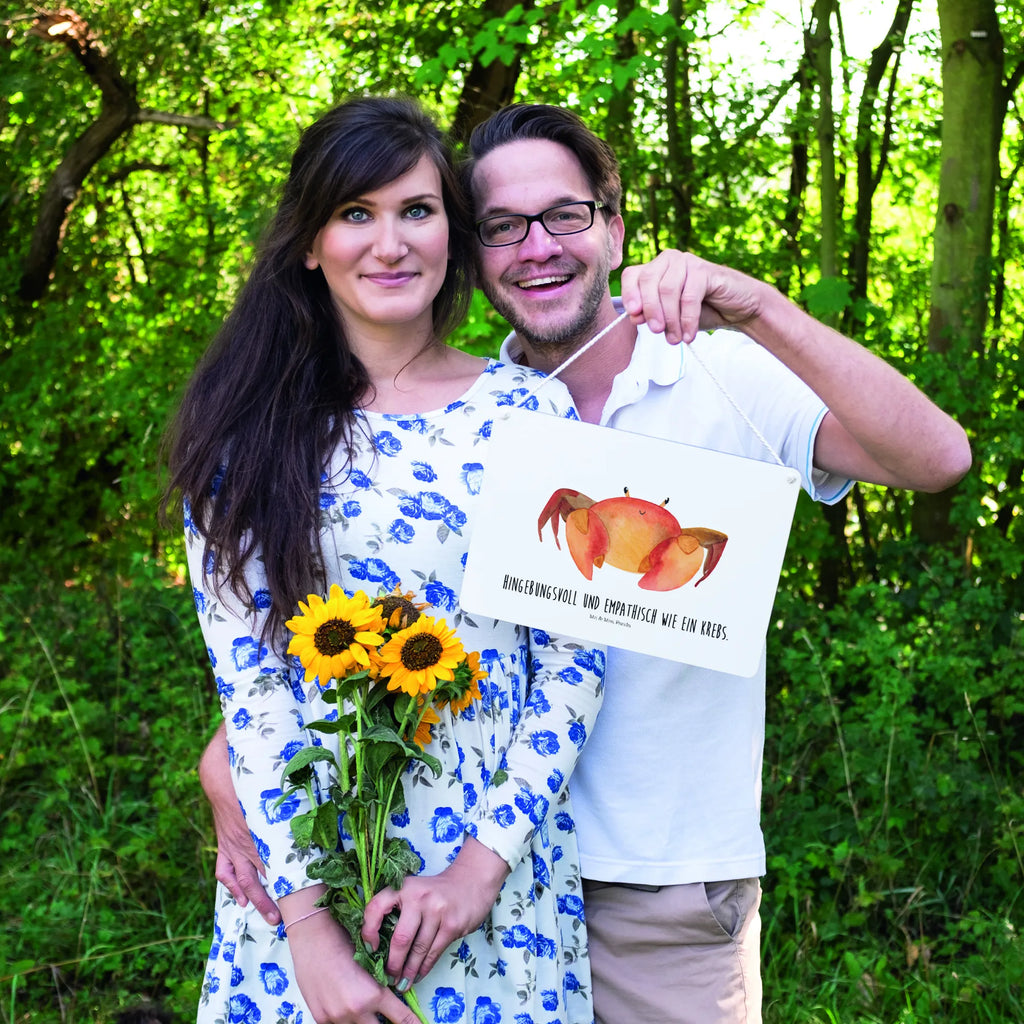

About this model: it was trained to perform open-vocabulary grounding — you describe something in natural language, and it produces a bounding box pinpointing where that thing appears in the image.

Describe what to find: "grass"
[1,548,1020,1023]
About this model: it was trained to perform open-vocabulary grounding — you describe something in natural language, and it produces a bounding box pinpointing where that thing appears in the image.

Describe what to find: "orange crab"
[538,487,728,592]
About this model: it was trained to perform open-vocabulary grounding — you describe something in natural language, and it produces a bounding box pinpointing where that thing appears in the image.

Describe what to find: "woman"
[164,97,604,1024]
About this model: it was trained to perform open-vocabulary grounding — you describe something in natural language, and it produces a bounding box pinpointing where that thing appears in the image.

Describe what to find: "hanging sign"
[461,408,801,677]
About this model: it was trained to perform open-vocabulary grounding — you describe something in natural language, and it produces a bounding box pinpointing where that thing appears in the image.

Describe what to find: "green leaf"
[364,681,400,714]
[363,723,406,745]
[411,748,443,777]
[801,277,853,320]
[289,809,317,848]
[302,716,350,734]
[365,740,409,784]
[353,942,388,984]
[309,849,362,890]
[281,745,337,787]
[379,837,422,890]
[311,800,341,850]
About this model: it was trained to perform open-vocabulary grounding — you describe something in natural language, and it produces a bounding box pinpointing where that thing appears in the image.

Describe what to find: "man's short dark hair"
[465,104,622,216]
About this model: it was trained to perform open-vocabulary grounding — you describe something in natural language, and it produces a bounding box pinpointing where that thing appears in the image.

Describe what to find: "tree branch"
[449,0,532,146]
[136,109,233,131]
[18,8,232,302]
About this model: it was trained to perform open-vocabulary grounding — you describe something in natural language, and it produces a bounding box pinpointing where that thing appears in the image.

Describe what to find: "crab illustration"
[538,487,728,592]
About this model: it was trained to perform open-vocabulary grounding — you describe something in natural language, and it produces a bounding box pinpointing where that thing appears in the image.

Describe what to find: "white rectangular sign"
[462,409,801,677]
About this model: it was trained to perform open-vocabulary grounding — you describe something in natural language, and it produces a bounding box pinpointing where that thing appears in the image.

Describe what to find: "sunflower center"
[400,634,444,671]
[377,595,422,629]
[314,618,357,655]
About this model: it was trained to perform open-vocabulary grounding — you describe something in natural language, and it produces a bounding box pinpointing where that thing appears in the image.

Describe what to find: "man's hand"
[199,723,282,925]
[620,249,762,344]
[361,836,510,991]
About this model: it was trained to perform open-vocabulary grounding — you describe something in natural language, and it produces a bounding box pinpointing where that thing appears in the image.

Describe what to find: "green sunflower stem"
[351,697,375,903]
[373,770,404,874]
[402,984,429,1023]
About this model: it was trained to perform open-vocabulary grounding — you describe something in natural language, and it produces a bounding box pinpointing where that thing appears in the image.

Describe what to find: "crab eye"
[661,498,670,507]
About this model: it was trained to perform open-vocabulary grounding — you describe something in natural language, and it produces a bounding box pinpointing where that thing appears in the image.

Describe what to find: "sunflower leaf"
[302,717,349,734]
[362,753,405,793]
[308,849,361,890]
[311,801,341,850]
[353,942,387,984]
[281,745,337,786]
[362,723,405,745]
[412,750,443,777]
[289,809,317,848]
[364,682,398,714]
[380,838,422,889]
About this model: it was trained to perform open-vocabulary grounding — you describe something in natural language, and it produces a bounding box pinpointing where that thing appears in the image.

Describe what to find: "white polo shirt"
[500,311,851,885]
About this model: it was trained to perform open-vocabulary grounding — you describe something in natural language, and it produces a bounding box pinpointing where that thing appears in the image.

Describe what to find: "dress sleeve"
[467,630,605,870]
[185,504,324,898]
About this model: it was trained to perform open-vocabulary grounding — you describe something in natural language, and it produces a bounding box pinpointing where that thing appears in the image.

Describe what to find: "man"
[203,104,970,1023]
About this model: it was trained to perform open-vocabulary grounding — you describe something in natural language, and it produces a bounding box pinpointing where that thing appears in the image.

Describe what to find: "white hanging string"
[514,310,786,467]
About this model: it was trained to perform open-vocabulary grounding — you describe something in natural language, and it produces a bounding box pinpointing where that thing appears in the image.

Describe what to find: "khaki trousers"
[582,878,762,1024]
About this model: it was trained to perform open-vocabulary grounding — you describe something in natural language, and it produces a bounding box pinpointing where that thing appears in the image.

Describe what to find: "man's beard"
[481,257,611,357]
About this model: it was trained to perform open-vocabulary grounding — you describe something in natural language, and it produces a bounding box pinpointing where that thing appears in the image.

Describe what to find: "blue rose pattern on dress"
[191,361,602,1024]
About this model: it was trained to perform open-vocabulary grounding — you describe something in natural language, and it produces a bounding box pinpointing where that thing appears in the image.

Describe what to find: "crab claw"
[638,528,728,591]
[537,488,595,548]
[687,529,728,587]
[564,508,611,581]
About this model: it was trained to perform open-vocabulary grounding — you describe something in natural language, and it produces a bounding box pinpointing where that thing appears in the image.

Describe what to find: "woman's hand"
[199,723,282,925]
[284,901,422,1024]
[361,836,511,991]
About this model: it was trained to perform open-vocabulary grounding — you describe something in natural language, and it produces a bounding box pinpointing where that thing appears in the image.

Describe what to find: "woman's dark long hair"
[163,96,475,643]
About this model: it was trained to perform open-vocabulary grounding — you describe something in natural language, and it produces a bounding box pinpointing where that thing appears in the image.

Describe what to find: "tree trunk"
[807,0,839,283]
[783,66,811,299]
[18,11,139,301]
[449,0,533,145]
[927,1,1003,356]
[664,0,693,248]
[913,0,1004,544]
[805,0,850,605]
[848,0,914,307]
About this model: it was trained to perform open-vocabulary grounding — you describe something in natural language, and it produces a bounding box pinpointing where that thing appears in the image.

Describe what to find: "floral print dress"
[189,360,605,1024]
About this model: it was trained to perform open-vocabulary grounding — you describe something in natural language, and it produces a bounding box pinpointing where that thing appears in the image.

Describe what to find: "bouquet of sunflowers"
[279,584,485,1021]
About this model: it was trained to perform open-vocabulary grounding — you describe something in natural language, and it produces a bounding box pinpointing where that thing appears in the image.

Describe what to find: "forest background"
[1,0,1021,1021]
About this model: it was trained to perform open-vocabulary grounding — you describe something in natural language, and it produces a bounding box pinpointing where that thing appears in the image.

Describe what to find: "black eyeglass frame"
[474,200,608,247]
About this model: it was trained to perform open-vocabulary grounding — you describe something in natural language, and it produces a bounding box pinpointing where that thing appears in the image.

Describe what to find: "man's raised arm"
[621,250,971,492]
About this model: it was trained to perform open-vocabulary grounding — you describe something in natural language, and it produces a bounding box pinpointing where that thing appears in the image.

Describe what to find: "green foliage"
[762,536,1023,1022]
[0,558,214,1021]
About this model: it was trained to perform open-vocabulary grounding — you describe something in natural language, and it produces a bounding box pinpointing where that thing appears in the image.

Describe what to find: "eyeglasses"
[475,200,607,247]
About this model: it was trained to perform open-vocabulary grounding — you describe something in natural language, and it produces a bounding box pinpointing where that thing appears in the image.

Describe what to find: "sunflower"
[411,702,441,749]
[285,585,386,684]
[447,650,486,715]
[372,585,427,630]
[376,615,465,696]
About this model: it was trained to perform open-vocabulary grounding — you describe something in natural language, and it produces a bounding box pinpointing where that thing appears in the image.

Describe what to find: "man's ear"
[608,212,626,271]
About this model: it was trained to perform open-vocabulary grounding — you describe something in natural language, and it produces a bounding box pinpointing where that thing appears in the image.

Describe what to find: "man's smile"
[515,274,573,290]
